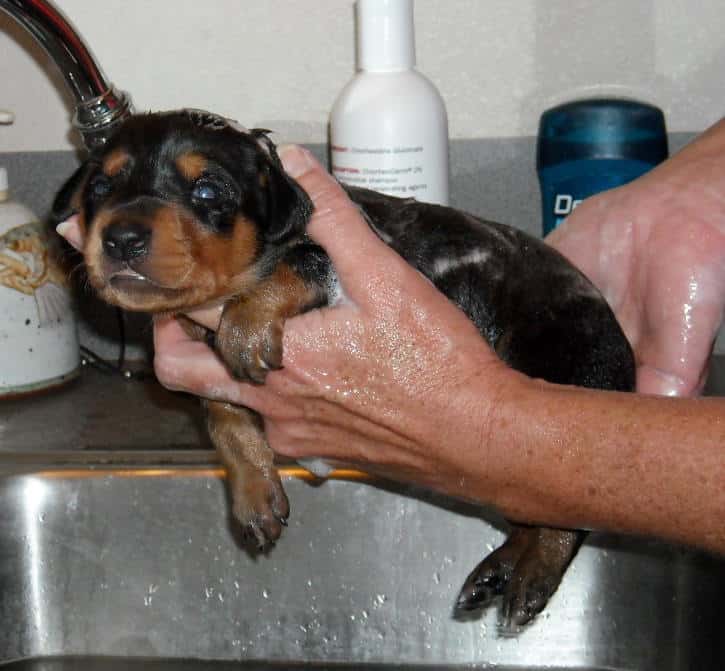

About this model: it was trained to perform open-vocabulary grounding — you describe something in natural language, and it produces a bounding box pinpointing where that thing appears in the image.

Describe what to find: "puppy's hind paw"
[454,550,517,615]
[455,526,580,627]
[501,569,561,628]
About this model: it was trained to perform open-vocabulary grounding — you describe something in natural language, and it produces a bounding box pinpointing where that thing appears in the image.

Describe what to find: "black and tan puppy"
[53,109,635,627]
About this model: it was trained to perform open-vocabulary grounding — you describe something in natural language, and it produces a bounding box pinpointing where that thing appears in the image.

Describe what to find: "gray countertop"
[0,366,212,465]
[1,357,723,464]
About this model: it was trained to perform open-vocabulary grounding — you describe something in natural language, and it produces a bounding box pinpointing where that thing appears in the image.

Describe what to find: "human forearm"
[479,375,725,555]
[152,143,725,558]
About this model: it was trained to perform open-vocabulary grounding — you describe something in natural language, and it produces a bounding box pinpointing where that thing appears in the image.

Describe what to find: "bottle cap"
[356,0,415,72]
[537,98,668,169]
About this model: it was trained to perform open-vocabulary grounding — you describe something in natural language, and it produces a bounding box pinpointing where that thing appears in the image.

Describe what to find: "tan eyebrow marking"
[176,152,208,181]
[102,148,130,177]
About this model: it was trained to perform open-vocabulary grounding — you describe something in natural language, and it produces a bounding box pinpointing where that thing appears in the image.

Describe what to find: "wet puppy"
[53,109,635,627]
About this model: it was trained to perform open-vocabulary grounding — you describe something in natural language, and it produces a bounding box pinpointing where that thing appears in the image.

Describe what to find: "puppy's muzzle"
[102,221,152,262]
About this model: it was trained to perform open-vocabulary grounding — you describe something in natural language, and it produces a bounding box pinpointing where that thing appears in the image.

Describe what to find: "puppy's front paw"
[216,302,284,384]
[230,470,290,549]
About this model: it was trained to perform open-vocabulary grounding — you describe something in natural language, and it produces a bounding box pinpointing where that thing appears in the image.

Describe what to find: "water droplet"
[262,588,269,599]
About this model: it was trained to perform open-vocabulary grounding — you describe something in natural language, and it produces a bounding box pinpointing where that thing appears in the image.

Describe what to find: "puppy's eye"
[191,181,219,202]
[89,175,112,198]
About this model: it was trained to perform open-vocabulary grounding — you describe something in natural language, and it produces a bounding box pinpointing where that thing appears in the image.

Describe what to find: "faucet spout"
[0,0,133,150]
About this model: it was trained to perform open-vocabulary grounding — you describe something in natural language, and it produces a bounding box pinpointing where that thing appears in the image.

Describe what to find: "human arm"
[153,143,725,556]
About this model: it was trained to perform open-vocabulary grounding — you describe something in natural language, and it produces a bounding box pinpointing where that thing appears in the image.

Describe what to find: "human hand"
[547,121,725,397]
[154,146,522,497]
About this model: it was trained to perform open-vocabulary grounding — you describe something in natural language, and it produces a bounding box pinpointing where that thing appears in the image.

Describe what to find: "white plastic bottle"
[330,0,450,205]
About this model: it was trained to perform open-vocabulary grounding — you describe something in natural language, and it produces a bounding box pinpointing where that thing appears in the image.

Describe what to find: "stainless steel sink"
[1,462,723,669]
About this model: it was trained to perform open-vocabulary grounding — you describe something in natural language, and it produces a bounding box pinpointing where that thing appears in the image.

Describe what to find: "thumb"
[55,214,85,251]
[279,144,410,306]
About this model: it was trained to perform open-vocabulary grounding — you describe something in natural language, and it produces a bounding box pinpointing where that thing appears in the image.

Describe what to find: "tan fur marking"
[176,152,208,181]
[102,149,130,177]
[215,262,321,382]
[83,203,262,313]
[265,264,317,316]
[205,400,289,544]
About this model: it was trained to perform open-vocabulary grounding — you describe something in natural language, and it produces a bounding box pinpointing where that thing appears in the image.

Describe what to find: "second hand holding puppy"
[548,119,725,398]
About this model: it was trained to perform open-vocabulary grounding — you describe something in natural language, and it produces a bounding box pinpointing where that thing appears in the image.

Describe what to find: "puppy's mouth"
[103,263,185,309]
[110,265,150,283]
[109,265,165,290]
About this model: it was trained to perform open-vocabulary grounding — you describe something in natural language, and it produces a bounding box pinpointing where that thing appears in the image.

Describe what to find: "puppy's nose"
[102,222,151,261]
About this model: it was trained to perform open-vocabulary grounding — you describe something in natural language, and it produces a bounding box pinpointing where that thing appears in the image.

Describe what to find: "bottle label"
[331,143,434,200]
[539,160,656,236]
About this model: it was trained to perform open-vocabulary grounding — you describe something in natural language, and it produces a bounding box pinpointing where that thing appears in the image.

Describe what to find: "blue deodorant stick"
[537,98,668,236]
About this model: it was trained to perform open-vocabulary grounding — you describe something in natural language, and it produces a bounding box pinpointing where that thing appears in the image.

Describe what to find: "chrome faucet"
[0,0,133,150]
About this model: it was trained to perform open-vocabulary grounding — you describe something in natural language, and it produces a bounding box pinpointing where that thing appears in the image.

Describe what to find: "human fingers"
[636,264,723,396]
[153,315,256,405]
[55,214,84,251]
[546,189,637,312]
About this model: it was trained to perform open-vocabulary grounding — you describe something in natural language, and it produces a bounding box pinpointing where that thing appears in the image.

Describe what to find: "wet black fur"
[350,188,635,391]
[54,112,635,399]
[53,112,312,249]
[52,110,636,625]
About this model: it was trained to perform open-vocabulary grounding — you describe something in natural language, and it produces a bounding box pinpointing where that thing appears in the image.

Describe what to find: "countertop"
[1,357,724,466]
[0,365,213,467]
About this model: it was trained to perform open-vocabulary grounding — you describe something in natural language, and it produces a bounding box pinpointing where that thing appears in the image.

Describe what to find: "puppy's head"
[53,109,311,312]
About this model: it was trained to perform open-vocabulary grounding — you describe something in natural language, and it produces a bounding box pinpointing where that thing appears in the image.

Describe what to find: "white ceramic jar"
[0,166,80,396]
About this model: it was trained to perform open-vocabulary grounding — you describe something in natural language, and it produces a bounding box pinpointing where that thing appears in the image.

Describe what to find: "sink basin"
[0,659,635,671]
[0,464,723,669]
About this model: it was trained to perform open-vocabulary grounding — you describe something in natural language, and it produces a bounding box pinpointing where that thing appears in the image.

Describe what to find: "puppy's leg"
[215,255,327,384]
[175,317,289,548]
[205,400,289,548]
[456,525,583,626]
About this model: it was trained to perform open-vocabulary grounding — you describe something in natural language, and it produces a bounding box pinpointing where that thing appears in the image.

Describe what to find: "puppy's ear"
[51,160,93,224]
[252,130,313,243]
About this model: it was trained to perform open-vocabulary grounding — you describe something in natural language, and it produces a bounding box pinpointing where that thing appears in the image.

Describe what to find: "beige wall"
[1,0,724,151]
